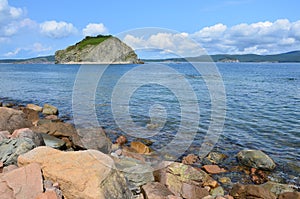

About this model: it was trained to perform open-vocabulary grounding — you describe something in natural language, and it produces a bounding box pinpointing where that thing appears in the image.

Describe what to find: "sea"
[0,62,299,185]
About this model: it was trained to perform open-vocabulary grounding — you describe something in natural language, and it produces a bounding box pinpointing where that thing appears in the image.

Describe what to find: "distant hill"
[1,50,300,64]
[0,55,55,64]
[143,50,300,63]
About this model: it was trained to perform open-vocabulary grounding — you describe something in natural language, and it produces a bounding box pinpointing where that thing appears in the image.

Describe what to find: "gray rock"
[115,157,154,193]
[237,149,276,170]
[210,186,224,197]
[0,138,36,166]
[261,181,295,196]
[206,152,228,164]
[55,36,140,64]
[0,107,32,133]
[75,127,112,153]
[42,104,58,115]
[11,128,45,147]
[40,133,66,149]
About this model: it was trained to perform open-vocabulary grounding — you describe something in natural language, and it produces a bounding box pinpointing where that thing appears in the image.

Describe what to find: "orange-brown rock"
[141,182,174,199]
[278,192,300,199]
[182,154,198,165]
[230,183,276,199]
[35,190,60,199]
[115,135,127,145]
[18,146,132,199]
[26,104,43,112]
[22,107,39,125]
[202,165,227,174]
[0,163,43,199]
[131,141,151,154]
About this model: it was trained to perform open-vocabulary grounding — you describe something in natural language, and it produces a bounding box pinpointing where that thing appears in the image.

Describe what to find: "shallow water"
[0,62,299,184]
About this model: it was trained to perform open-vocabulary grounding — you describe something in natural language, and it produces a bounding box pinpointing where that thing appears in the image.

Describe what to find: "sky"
[0,0,300,59]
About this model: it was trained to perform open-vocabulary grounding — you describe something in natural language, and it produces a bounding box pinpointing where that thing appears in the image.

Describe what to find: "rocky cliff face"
[55,36,140,64]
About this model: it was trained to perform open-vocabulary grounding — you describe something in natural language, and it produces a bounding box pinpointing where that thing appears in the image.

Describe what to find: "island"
[55,35,142,64]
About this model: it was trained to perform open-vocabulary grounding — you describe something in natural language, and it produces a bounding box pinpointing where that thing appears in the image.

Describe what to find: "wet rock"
[131,141,151,154]
[0,163,43,199]
[250,167,268,184]
[43,104,58,115]
[141,182,173,199]
[278,192,300,199]
[0,138,36,166]
[18,146,132,199]
[261,181,295,196]
[0,102,2,106]
[3,102,14,108]
[202,165,227,174]
[210,186,224,197]
[230,183,276,199]
[40,133,66,149]
[115,135,127,145]
[11,128,45,146]
[206,152,228,164]
[122,146,146,162]
[135,138,153,146]
[219,177,232,185]
[237,149,276,170]
[0,107,32,133]
[182,154,198,165]
[26,104,43,112]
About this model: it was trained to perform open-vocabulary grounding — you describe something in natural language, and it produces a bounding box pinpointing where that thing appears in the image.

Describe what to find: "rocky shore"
[0,102,299,199]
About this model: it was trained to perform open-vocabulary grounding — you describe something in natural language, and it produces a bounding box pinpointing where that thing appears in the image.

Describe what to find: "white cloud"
[3,43,52,57]
[40,20,77,39]
[32,42,52,52]
[82,23,107,36]
[4,48,21,57]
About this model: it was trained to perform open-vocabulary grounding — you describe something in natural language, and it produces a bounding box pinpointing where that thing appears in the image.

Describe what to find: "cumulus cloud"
[123,19,300,57]
[40,20,77,39]
[192,19,300,54]
[82,23,107,36]
[123,32,204,57]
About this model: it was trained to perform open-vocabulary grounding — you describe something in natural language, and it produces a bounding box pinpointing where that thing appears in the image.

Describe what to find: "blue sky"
[1,0,300,58]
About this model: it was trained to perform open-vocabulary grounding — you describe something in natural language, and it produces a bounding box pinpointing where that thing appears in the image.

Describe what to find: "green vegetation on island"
[66,35,113,51]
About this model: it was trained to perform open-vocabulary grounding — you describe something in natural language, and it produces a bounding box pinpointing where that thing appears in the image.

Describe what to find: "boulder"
[11,128,45,146]
[0,131,10,141]
[26,104,43,112]
[43,104,58,115]
[115,156,154,192]
[75,127,112,153]
[36,190,60,199]
[0,107,32,133]
[141,182,174,199]
[0,138,36,166]
[278,192,300,199]
[165,162,216,197]
[202,165,227,174]
[0,163,43,199]
[237,150,276,170]
[230,184,276,199]
[181,183,210,199]
[206,152,228,164]
[22,107,39,124]
[18,146,132,199]
[40,133,66,149]
[261,181,295,196]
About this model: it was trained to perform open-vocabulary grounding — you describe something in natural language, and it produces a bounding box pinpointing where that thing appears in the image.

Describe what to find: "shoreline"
[1,101,299,198]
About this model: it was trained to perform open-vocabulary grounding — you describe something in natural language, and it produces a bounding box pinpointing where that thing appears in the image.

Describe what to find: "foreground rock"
[0,163,43,199]
[0,107,32,133]
[18,146,132,199]
[230,183,276,199]
[142,182,174,199]
[0,138,37,166]
[237,149,276,170]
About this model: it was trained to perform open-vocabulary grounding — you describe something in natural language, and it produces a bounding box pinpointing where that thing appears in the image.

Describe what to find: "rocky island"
[55,35,142,64]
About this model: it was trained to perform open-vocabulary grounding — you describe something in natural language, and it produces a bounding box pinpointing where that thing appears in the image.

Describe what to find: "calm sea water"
[0,62,299,184]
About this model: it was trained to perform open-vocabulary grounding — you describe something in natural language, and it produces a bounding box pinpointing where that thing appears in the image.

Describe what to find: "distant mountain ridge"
[143,50,300,63]
[1,50,300,64]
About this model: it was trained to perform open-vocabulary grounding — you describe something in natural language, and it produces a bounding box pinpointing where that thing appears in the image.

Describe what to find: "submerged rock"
[230,183,276,199]
[18,146,132,199]
[237,149,276,170]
